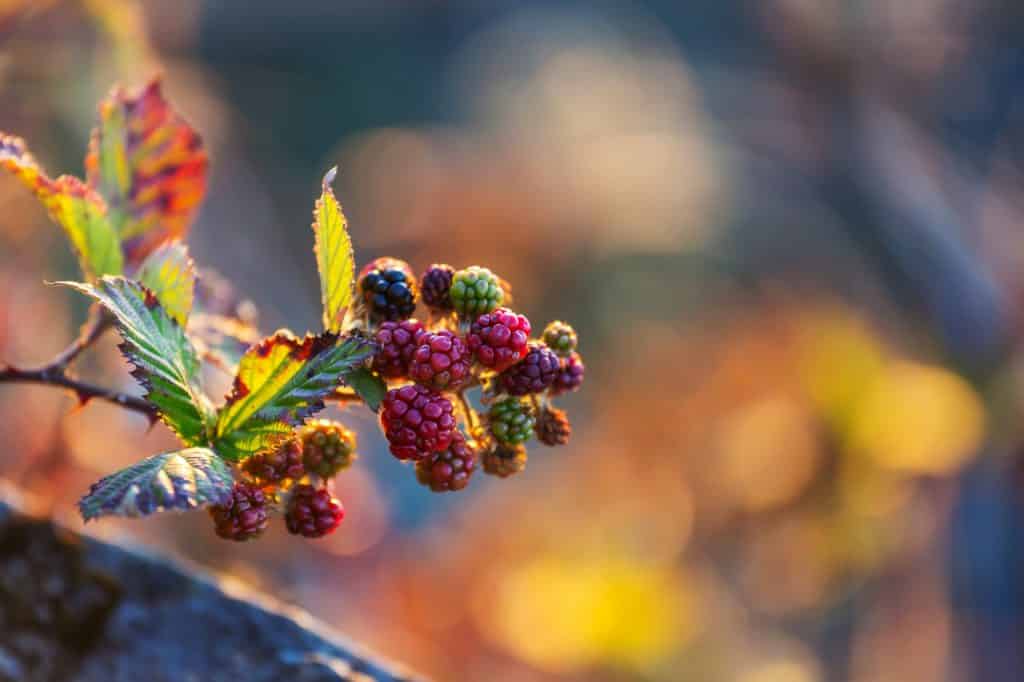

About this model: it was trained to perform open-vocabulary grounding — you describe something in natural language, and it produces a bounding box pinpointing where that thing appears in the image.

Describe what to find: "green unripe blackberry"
[450,266,504,317]
[542,321,578,358]
[488,397,535,445]
[300,419,357,478]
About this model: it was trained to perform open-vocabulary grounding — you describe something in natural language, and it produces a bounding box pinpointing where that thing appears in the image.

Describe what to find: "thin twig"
[0,303,157,421]
[49,304,112,370]
[0,365,157,419]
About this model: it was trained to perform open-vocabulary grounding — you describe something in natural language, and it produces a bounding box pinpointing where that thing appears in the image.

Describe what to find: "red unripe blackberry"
[499,342,559,396]
[300,419,357,478]
[415,433,477,492]
[482,442,528,478]
[358,257,417,322]
[380,384,457,460]
[536,405,572,446]
[408,330,471,390]
[541,320,578,358]
[372,319,424,378]
[210,482,270,542]
[420,263,455,311]
[467,308,531,373]
[488,397,536,445]
[285,484,345,538]
[241,438,306,488]
[551,351,585,396]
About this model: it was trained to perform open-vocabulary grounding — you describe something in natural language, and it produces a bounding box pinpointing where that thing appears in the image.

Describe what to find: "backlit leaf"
[0,134,123,278]
[79,448,233,521]
[135,241,195,326]
[85,78,208,266]
[340,366,387,412]
[312,167,355,332]
[214,331,373,461]
[59,276,215,445]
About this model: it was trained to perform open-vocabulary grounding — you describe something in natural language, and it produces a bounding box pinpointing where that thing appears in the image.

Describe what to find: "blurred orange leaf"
[86,78,208,267]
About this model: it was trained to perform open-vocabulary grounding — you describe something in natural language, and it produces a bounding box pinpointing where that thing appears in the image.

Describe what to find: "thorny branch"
[0,304,157,420]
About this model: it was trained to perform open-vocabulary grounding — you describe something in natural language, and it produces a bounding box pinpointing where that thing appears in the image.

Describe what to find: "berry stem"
[0,303,156,420]
[50,304,112,370]
[455,389,481,433]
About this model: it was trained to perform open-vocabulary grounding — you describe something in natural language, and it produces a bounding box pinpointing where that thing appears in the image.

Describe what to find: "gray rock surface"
[0,491,422,682]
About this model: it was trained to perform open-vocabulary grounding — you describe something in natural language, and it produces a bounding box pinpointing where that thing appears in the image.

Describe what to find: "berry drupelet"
[408,329,472,391]
[449,266,504,317]
[420,263,455,311]
[542,320,578,358]
[372,319,424,378]
[359,257,417,322]
[551,351,585,396]
[499,342,559,396]
[241,438,306,488]
[415,433,477,492]
[536,405,572,446]
[380,384,457,460]
[467,308,531,373]
[300,419,357,478]
[285,484,345,538]
[488,397,536,445]
[210,483,270,541]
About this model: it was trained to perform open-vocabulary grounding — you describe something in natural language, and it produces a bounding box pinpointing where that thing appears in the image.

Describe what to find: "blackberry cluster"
[213,419,359,542]
[356,262,585,487]
[213,259,585,537]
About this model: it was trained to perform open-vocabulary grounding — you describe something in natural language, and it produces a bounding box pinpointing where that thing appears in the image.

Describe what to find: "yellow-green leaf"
[213,330,372,461]
[135,241,195,326]
[313,167,355,332]
[85,77,208,267]
[0,134,122,278]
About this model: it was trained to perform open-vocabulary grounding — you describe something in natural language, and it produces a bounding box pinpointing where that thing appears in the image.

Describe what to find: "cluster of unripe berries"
[209,420,356,542]
[365,259,584,489]
[210,258,584,541]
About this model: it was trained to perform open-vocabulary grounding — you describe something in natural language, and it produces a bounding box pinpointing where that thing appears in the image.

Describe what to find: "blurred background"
[3,0,1024,680]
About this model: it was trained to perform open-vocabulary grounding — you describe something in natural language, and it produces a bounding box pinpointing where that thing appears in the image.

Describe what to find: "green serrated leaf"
[0,134,123,279]
[213,331,373,461]
[313,167,355,332]
[341,366,387,412]
[79,448,233,521]
[58,276,215,445]
[135,241,195,326]
[85,78,208,267]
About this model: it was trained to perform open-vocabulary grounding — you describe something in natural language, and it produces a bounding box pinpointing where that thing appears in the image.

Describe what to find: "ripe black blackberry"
[358,257,417,322]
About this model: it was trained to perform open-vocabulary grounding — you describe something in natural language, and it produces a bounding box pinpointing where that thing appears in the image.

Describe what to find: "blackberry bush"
[0,77,585,542]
